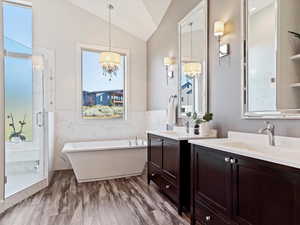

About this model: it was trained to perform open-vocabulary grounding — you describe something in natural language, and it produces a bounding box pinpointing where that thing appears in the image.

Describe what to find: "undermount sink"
[217,141,264,152]
[215,139,300,155]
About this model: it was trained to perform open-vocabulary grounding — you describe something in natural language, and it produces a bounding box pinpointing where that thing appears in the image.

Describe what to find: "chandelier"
[99,3,121,81]
[184,22,202,78]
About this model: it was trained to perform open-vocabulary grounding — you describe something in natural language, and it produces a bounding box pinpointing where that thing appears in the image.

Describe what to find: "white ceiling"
[66,0,172,41]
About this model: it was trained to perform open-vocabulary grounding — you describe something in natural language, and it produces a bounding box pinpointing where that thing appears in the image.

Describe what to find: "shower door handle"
[36,112,44,128]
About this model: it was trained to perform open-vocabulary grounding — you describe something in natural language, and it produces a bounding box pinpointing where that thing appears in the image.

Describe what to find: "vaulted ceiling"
[67,0,172,41]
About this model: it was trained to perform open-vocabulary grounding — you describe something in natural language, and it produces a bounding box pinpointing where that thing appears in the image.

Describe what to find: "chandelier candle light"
[184,22,202,78]
[99,3,121,81]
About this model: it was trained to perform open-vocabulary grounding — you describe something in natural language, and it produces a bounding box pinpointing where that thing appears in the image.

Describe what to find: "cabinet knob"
[165,185,171,189]
[225,157,230,163]
[230,159,237,164]
[205,216,211,221]
[151,173,155,177]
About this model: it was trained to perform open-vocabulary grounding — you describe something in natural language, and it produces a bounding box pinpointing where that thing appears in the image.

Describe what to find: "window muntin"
[81,49,126,119]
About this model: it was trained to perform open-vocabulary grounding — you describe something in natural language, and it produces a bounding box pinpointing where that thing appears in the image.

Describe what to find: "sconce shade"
[214,21,225,37]
[184,62,202,77]
[99,51,121,74]
[32,55,45,71]
[164,57,175,66]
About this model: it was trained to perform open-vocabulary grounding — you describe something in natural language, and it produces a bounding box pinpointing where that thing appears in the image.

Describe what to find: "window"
[81,49,126,119]
[3,1,33,142]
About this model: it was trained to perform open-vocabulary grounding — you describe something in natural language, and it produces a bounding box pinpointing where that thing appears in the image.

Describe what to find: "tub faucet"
[258,121,275,146]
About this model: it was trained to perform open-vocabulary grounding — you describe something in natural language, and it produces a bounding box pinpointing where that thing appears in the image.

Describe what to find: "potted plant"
[191,112,213,136]
[200,112,213,136]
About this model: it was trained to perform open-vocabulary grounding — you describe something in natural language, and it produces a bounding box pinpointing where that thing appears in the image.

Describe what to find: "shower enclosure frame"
[0,0,51,213]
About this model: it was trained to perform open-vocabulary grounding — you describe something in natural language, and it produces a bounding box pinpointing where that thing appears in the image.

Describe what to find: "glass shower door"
[4,56,45,198]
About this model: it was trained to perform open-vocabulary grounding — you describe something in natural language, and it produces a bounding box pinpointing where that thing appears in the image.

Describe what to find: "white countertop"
[147,127,218,141]
[189,131,300,170]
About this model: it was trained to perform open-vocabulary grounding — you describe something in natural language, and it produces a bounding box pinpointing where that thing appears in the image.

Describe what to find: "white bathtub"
[62,139,147,183]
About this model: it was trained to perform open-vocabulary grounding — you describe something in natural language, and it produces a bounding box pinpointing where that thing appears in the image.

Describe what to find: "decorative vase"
[194,124,199,135]
[200,122,210,136]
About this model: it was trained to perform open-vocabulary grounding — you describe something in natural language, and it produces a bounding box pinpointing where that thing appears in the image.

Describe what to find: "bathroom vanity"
[147,129,217,215]
[189,132,300,225]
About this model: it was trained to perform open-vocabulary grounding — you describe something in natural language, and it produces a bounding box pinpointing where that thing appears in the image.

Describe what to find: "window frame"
[77,43,129,121]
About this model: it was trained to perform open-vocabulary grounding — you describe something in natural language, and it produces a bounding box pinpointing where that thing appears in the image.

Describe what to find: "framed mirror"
[242,0,300,119]
[178,0,208,118]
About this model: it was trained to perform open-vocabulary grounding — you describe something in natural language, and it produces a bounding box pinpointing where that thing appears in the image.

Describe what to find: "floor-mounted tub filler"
[62,139,147,183]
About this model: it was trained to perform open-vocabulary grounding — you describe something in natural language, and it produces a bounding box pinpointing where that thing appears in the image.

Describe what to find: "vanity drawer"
[148,163,164,188]
[161,178,178,204]
[162,170,177,186]
[195,201,231,225]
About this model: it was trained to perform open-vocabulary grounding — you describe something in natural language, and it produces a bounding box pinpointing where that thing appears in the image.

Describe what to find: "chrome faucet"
[258,121,275,146]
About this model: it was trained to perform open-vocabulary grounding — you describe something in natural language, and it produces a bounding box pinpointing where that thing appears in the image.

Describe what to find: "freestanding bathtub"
[62,139,147,183]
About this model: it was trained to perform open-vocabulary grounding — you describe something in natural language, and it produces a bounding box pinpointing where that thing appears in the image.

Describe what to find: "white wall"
[32,0,147,170]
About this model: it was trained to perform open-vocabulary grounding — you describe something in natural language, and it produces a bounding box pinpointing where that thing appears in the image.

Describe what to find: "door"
[232,157,300,225]
[3,1,45,198]
[193,147,232,216]
[162,139,179,183]
[149,136,163,168]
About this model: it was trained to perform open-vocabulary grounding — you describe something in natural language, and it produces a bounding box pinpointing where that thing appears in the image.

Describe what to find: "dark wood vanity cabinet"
[147,134,190,214]
[191,145,300,225]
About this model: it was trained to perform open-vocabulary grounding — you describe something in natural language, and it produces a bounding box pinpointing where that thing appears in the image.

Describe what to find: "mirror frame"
[241,0,300,119]
[177,0,208,119]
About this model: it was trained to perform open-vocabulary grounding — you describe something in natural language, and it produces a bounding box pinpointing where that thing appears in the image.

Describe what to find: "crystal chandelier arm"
[108,2,113,52]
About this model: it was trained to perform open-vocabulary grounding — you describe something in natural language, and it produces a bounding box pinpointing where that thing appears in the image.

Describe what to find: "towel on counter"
[167,96,177,127]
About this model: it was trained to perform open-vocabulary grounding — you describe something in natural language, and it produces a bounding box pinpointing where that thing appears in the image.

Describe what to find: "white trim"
[177,0,208,118]
[76,43,130,123]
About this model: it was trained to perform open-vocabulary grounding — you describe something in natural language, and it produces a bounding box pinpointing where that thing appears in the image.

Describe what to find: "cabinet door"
[162,139,179,183]
[232,158,300,225]
[193,147,232,216]
[148,136,163,168]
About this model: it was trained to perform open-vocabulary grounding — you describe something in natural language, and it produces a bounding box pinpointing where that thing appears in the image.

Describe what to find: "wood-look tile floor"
[0,171,190,225]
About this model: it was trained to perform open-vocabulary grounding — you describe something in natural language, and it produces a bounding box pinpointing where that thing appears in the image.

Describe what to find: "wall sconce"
[214,21,230,60]
[164,57,176,84]
[32,55,45,72]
